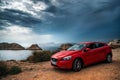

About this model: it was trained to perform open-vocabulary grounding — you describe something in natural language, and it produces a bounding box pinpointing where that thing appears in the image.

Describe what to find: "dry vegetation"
[27,50,53,63]
[0,61,22,79]
[1,48,120,80]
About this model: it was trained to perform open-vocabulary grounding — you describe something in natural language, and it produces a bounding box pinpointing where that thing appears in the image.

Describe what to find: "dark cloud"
[31,0,51,4]
[0,9,41,28]
[93,0,120,13]
[45,5,57,13]
[45,0,120,41]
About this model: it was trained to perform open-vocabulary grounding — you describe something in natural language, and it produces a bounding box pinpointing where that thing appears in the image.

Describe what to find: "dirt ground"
[1,48,120,80]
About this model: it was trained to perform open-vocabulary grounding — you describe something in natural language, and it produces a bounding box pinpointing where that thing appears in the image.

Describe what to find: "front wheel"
[72,59,82,72]
[106,54,112,63]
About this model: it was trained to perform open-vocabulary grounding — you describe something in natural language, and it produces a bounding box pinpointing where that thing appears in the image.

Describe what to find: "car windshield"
[67,44,86,51]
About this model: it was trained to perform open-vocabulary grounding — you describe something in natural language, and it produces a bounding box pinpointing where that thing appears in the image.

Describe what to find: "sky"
[0,0,120,47]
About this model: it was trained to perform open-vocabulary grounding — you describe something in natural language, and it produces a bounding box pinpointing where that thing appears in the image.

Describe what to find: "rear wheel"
[72,59,82,72]
[106,54,112,63]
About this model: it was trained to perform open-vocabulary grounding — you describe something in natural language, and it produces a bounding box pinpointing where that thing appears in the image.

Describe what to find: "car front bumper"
[51,59,73,69]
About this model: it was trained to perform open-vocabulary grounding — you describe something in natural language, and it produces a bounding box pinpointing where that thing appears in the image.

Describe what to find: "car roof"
[79,42,106,44]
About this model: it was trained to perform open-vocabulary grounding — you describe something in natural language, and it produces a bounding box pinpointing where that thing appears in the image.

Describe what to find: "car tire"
[106,54,112,63]
[72,59,82,72]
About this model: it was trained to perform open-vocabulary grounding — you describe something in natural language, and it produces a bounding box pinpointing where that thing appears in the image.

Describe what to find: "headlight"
[62,56,72,60]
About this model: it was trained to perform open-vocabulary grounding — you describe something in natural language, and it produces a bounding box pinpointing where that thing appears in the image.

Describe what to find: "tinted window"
[96,43,105,48]
[86,43,96,49]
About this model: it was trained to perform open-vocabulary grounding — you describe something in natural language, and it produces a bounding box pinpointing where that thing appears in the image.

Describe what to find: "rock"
[27,44,42,50]
[60,43,74,50]
[53,43,74,53]
[0,43,25,50]
[108,39,120,49]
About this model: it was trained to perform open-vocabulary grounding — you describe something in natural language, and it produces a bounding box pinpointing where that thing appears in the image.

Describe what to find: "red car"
[51,42,112,71]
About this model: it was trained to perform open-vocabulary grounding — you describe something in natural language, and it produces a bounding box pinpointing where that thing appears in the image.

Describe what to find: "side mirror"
[84,48,91,52]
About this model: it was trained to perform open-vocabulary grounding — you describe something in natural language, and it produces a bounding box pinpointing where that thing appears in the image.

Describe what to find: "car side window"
[87,43,96,49]
[96,43,105,48]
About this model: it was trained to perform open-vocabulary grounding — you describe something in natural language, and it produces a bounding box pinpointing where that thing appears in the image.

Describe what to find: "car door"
[83,43,98,65]
[95,43,106,61]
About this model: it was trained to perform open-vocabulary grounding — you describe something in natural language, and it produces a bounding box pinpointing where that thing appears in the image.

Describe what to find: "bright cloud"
[51,0,61,7]
[0,25,54,47]
[1,0,48,18]
[5,26,32,34]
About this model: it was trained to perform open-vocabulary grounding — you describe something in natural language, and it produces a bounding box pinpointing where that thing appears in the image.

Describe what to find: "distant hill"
[27,44,42,50]
[39,43,60,51]
[60,43,74,50]
[0,43,25,50]
[39,43,74,52]
[52,43,74,53]
[0,42,74,51]
[41,46,59,51]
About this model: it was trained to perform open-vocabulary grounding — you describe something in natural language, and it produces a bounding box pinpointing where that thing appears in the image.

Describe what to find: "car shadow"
[51,67,73,73]
[83,61,107,69]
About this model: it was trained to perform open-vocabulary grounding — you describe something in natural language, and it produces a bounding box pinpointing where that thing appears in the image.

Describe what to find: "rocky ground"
[1,48,120,80]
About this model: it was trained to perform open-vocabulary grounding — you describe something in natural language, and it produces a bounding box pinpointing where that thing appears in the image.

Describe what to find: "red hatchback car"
[51,42,112,71]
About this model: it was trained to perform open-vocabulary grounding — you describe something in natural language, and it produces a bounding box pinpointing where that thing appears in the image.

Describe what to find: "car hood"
[52,50,81,58]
